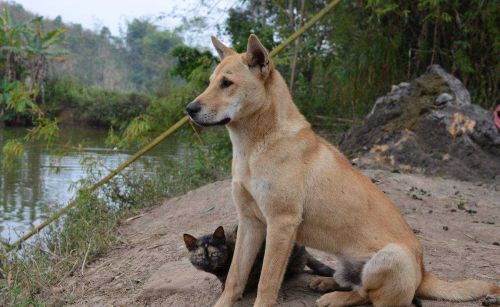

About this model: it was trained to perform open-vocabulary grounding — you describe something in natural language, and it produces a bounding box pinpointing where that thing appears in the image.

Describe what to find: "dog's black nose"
[186,102,202,116]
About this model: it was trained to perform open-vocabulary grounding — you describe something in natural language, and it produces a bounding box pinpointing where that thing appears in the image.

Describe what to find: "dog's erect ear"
[183,233,197,251]
[211,36,234,60]
[246,34,271,76]
[212,226,225,242]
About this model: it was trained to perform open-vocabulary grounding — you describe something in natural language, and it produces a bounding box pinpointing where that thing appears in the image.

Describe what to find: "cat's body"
[183,226,334,292]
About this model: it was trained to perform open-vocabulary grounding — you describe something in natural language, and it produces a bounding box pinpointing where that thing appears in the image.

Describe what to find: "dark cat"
[183,225,335,291]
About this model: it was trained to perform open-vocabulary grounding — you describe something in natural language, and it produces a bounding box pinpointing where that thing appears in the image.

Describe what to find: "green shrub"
[75,87,151,129]
[45,77,153,129]
[44,76,81,115]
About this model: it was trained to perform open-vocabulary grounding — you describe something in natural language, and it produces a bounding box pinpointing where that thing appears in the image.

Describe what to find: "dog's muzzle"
[185,101,231,126]
[186,101,202,117]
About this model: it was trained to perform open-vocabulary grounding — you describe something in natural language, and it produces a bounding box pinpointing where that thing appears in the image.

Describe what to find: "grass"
[0,127,232,306]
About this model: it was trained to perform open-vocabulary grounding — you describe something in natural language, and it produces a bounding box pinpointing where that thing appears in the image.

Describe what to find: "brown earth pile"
[340,65,500,182]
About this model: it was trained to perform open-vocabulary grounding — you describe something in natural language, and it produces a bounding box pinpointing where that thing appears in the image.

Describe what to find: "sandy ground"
[60,169,499,307]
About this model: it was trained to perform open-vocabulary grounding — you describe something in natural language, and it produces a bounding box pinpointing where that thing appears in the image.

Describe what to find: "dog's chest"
[232,157,271,218]
[232,158,249,180]
[232,178,267,222]
[232,153,267,191]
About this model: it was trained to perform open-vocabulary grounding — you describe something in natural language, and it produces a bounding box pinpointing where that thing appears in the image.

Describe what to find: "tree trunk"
[261,0,266,26]
[5,50,12,81]
[289,0,305,92]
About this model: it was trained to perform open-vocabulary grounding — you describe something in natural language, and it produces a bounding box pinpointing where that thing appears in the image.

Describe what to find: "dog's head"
[185,34,274,126]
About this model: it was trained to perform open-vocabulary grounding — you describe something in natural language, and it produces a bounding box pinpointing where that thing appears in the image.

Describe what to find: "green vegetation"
[0,2,183,92]
[0,2,186,130]
[0,5,63,168]
[223,0,499,122]
[0,7,63,122]
[45,76,153,128]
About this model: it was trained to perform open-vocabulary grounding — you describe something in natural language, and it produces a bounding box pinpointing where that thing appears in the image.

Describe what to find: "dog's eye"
[220,79,233,89]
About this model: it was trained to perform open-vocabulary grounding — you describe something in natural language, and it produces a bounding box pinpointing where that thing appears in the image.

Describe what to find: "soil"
[58,169,499,307]
[340,65,500,182]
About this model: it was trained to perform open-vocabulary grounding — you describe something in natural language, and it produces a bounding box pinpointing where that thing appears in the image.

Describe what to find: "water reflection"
[0,127,183,242]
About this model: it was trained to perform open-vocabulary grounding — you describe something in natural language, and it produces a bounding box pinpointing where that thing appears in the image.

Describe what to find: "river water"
[0,126,184,242]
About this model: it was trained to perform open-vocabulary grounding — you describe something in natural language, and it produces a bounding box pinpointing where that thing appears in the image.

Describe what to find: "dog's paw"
[213,292,239,307]
[315,292,337,307]
[309,276,338,292]
[482,295,500,306]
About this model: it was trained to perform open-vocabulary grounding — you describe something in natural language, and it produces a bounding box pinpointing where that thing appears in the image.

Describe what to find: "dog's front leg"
[214,209,266,306]
[254,215,301,307]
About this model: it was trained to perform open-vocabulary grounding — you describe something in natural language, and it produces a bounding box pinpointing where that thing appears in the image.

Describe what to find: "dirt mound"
[61,170,499,306]
[340,65,500,182]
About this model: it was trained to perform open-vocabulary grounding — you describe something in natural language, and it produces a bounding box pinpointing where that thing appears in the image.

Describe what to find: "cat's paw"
[482,295,500,306]
[309,276,338,292]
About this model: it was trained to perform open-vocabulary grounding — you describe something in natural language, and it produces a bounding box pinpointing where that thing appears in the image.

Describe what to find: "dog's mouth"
[191,117,231,127]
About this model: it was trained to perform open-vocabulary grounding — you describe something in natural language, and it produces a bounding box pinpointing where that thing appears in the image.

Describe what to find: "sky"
[10,0,238,48]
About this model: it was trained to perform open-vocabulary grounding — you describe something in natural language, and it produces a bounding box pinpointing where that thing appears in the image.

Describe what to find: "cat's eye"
[220,78,233,89]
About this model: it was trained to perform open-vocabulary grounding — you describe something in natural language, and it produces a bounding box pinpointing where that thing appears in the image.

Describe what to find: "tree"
[124,18,183,91]
[23,17,65,98]
[170,45,215,81]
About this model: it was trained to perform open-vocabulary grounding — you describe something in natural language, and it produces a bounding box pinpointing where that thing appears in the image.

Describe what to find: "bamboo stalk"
[3,0,341,252]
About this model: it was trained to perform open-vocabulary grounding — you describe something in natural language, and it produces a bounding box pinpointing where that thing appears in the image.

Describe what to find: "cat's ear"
[212,226,225,242]
[183,233,197,251]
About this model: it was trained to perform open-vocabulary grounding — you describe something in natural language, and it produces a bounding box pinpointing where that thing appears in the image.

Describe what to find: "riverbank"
[54,169,499,306]
[0,126,233,306]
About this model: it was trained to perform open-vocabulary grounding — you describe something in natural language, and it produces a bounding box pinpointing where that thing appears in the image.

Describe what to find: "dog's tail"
[416,271,500,301]
[305,251,335,277]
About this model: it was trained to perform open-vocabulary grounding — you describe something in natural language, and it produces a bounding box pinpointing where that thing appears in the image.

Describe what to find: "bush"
[44,76,81,116]
[45,77,152,128]
[75,87,151,129]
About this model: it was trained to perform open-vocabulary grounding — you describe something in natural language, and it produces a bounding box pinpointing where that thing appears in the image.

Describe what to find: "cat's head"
[183,226,230,272]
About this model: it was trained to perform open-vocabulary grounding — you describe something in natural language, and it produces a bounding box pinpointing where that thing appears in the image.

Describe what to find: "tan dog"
[185,34,500,307]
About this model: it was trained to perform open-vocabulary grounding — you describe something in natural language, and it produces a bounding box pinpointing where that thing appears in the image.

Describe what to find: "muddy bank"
[60,170,499,306]
[340,65,500,182]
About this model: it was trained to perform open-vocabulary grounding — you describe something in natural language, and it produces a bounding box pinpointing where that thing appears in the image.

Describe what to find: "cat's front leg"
[214,183,266,307]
